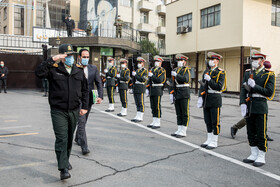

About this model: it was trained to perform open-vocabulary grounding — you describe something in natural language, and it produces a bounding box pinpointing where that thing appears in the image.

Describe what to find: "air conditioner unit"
[177,26,189,34]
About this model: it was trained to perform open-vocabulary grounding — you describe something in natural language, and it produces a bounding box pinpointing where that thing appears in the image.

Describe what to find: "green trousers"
[175,98,190,127]
[119,89,128,108]
[203,107,220,135]
[150,96,162,118]
[51,109,79,170]
[107,86,115,104]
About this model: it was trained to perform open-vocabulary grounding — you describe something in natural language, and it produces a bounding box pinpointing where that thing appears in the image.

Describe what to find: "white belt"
[152,84,163,87]
[251,93,266,98]
[107,76,111,78]
[135,81,144,85]
[208,90,221,94]
[120,81,128,83]
[176,84,189,88]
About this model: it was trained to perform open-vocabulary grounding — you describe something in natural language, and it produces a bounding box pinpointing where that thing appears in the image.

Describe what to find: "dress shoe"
[105,109,114,112]
[82,148,90,155]
[267,135,274,141]
[60,168,71,180]
[151,126,160,129]
[231,127,238,139]
[68,162,72,170]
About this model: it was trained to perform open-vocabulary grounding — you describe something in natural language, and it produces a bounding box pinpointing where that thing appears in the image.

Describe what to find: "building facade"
[166,0,280,92]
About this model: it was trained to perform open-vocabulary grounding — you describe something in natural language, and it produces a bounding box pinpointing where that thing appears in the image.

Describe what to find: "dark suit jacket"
[86,64,103,106]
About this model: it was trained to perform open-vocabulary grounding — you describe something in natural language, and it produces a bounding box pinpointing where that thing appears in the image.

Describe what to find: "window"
[201,4,220,29]
[120,0,132,7]
[140,32,148,41]
[272,0,280,26]
[4,7,7,20]
[177,13,192,32]
[14,5,24,35]
[159,15,165,27]
[140,11,149,24]
[158,36,165,49]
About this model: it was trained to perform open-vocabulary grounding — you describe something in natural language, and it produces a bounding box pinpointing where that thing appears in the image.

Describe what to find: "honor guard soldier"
[146,56,166,129]
[104,57,117,112]
[170,54,191,138]
[197,52,227,149]
[117,58,130,116]
[240,50,276,167]
[131,57,148,122]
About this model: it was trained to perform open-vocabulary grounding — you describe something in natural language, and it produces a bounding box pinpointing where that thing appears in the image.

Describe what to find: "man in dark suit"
[75,49,103,155]
[64,15,75,37]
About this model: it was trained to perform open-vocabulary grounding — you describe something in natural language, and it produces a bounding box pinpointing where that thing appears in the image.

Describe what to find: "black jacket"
[86,64,103,106]
[64,19,75,30]
[35,58,89,112]
[0,66,8,79]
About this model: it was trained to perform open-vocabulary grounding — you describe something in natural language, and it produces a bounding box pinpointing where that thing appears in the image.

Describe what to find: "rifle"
[170,55,177,104]
[147,53,153,95]
[129,55,136,88]
[200,51,210,108]
[245,47,254,117]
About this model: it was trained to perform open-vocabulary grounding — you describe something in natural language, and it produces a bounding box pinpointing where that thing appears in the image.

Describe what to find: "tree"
[139,40,159,56]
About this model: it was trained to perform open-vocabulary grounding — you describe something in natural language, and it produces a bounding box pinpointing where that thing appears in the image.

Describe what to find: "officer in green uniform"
[105,57,117,112]
[131,57,148,122]
[35,44,89,180]
[86,21,92,36]
[146,56,166,129]
[197,52,226,149]
[117,58,130,116]
[170,54,191,138]
[240,50,276,167]
[114,15,123,38]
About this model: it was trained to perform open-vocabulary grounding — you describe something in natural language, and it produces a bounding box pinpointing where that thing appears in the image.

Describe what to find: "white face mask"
[208,60,215,67]
[177,61,184,67]
[155,61,160,67]
[121,64,126,68]
[137,64,143,69]
[108,63,113,68]
[252,60,259,69]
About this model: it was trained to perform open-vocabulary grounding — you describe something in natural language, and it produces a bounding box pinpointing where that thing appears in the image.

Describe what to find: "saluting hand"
[52,54,67,62]
[79,109,88,116]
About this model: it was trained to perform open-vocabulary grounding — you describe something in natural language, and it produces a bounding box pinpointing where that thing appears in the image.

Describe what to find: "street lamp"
[56,37,60,46]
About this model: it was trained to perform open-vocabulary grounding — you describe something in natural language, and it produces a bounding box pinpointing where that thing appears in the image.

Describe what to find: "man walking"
[0,61,8,93]
[197,52,226,149]
[75,49,103,155]
[146,55,166,129]
[35,44,89,180]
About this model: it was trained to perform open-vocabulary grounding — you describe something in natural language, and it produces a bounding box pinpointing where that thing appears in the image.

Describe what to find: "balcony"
[157,4,166,15]
[139,0,153,11]
[137,23,153,33]
[157,26,166,35]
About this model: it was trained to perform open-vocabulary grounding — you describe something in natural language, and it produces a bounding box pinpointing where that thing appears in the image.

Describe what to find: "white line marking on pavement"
[0,125,32,130]
[95,108,280,182]
[0,161,56,171]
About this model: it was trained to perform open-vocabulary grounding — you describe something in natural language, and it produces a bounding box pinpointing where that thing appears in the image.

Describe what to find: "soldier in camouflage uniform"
[240,50,276,167]
[197,52,227,149]
[104,57,117,112]
[146,55,166,129]
[114,15,123,38]
[117,58,130,116]
[170,54,191,138]
[131,57,148,122]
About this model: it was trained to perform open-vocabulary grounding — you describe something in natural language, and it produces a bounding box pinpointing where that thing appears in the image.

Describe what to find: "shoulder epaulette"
[265,68,273,72]
[52,63,58,67]
[245,69,251,72]
[218,68,224,71]
[76,64,83,68]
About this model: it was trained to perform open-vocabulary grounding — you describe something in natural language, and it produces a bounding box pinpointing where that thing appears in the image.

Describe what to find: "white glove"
[132,71,136,76]
[197,97,203,108]
[104,69,108,73]
[170,94,174,104]
[248,78,255,88]
[241,104,247,117]
[204,74,211,81]
[146,89,150,96]
[171,71,177,77]
[116,86,119,93]
[148,72,153,77]
[117,74,120,78]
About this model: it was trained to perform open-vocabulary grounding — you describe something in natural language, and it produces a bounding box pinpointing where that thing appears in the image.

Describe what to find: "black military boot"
[230,127,238,139]
[4,87,7,93]
[60,168,71,180]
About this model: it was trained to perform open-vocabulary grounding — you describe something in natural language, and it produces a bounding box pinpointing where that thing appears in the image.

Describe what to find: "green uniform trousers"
[107,86,115,104]
[150,96,162,118]
[246,114,268,152]
[119,89,128,108]
[175,98,190,127]
[51,109,79,170]
[134,93,144,112]
[203,107,220,135]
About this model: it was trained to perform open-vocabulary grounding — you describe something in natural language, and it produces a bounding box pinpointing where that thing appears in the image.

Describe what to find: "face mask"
[69,17,71,20]
[65,56,74,67]
[155,61,160,67]
[252,60,259,69]
[81,58,89,66]
[137,64,143,69]
[121,64,126,68]
[0,64,3,67]
[108,63,113,68]
[177,61,184,67]
[208,60,215,67]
